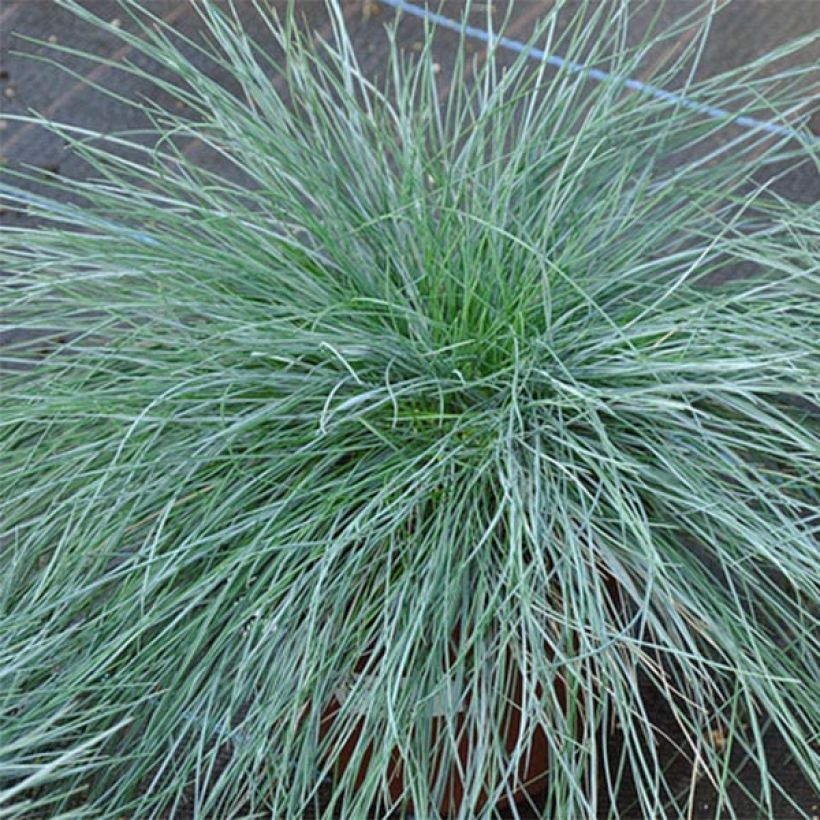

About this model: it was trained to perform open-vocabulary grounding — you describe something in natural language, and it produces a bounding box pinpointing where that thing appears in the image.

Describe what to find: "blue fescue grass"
[1,1,818,817]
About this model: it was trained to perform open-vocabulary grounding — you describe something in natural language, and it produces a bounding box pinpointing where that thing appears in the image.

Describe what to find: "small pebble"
[362,1,380,19]
[4,85,15,98]
[48,34,58,43]
[110,17,121,28]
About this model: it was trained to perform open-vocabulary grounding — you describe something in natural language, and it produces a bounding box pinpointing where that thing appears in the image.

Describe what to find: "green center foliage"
[1,1,818,817]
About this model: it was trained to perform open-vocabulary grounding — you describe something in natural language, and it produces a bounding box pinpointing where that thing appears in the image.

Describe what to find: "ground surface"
[1,1,818,818]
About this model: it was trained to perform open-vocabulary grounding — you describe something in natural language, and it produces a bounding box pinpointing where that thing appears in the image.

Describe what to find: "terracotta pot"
[318,578,620,815]
[319,651,560,816]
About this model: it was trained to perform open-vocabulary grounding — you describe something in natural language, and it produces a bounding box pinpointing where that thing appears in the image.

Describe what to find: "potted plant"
[1,1,817,817]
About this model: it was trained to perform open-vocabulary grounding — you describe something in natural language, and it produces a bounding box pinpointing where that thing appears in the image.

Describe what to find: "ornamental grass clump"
[1,1,818,817]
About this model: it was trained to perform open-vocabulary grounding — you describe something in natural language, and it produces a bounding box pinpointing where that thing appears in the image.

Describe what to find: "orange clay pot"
[318,651,560,816]
[319,579,620,815]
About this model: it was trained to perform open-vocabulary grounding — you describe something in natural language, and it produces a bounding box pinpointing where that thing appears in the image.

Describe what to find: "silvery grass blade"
[1,0,818,817]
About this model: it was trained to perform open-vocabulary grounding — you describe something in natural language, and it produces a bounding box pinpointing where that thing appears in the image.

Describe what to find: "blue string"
[377,0,815,145]
[3,3,812,250]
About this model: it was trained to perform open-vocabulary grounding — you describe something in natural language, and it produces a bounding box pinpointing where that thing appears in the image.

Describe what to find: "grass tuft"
[1,1,818,817]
